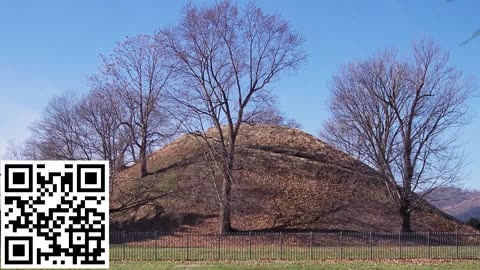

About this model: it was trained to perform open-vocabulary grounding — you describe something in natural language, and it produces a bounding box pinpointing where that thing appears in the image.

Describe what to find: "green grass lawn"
[110,260,480,270]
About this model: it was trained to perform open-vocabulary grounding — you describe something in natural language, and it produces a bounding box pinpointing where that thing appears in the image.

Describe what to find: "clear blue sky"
[0,0,479,189]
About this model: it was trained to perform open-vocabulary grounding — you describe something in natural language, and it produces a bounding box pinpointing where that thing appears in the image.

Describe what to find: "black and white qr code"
[0,161,109,269]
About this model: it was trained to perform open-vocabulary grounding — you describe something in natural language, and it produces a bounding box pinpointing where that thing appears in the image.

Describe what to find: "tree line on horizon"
[5,1,476,233]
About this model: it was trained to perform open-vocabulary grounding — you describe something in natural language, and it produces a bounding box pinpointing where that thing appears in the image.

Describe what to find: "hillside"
[110,124,470,233]
[426,187,480,222]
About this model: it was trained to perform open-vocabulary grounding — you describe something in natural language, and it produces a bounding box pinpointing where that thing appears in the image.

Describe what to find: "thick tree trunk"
[139,143,148,178]
[219,205,232,234]
[219,175,232,234]
[219,144,235,235]
[140,156,148,177]
[401,138,413,233]
[400,204,412,232]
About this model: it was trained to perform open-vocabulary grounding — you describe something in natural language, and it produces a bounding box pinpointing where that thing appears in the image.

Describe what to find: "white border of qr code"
[1,160,109,269]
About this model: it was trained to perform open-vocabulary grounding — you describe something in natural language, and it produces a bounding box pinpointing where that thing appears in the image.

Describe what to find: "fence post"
[249,232,252,260]
[476,233,479,260]
[217,234,221,260]
[154,231,158,261]
[427,232,431,259]
[476,233,479,259]
[280,232,284,260]
[340,232,343,260]
[186,233,190,261]
[399,232,402,259]
[309,232,313,260]
[456,231,459,259]
[369,232,373,260]
[122,231,126,261]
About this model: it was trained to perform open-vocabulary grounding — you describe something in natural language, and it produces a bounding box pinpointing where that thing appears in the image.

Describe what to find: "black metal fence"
[110,231,480,261]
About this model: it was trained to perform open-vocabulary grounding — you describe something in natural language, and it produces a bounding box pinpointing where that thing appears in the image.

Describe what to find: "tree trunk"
[219,148,235,235]
[219,175,232,234]
[401,138,413,233]
[400,204,412,232]
[140,156,147,177]
[139,142,148,178]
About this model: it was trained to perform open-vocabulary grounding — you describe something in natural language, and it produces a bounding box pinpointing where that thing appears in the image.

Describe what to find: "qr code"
[0,161,109,269]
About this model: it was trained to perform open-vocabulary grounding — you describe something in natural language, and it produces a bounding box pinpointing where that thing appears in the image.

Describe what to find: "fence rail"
[110,231,480,261]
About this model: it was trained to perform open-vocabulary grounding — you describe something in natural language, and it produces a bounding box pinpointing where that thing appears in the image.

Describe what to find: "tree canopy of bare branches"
[91,34,177,177]
[242,97,302,129]
[158,0,305,234]
[321,40,475,232]
[29,93,88,160]
[76,89,131,172]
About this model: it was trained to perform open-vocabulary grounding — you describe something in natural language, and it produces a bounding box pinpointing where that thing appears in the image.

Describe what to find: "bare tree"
[8,89,129,174]
[92,34,175,177]
[75,89,137,195]
[321,40,475,232]
[5,138,44,160]
[77,89,131,172]
[159,0,305,233]
[4,139,25,160]
[29,93,91,160]
[243,101,302,129]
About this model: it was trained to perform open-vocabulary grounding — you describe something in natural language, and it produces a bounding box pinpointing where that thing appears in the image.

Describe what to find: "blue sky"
[0,0,479,189]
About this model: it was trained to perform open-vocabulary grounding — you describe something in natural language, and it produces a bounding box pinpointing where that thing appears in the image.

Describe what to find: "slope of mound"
[110,124,468,233]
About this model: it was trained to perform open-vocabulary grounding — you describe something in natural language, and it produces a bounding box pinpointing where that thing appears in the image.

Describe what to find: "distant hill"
[425,187,480,222]
[110,125,471,233]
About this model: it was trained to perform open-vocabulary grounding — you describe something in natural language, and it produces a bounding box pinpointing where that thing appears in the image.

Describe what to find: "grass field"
[110,260,480,270]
